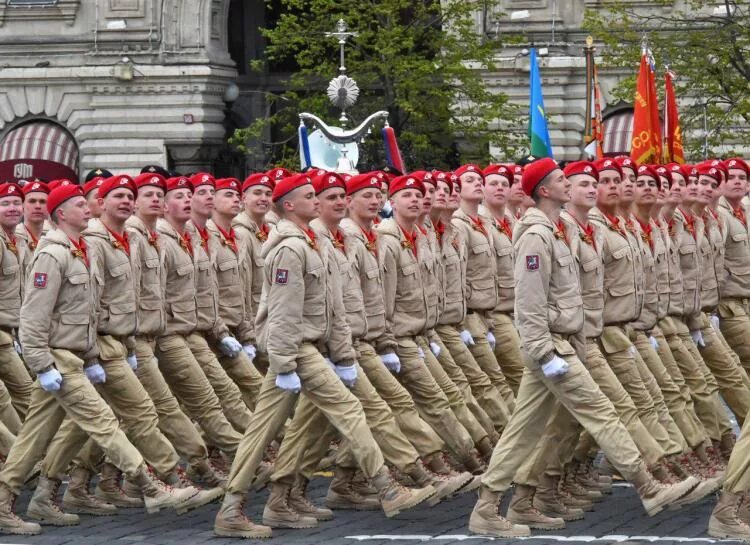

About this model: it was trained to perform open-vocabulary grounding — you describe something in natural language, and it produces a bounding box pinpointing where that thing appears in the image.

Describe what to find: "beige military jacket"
[482,210,515,315]
[125,216,165,337]
[20,228,99,372]
[589,208,640,325]
[651,219,670,321]
[452,209,499,314]
[418,218,441,331]
[255,218,355,373]
[340,218,396,353]
[0,228,24,330]
[673,208,702,329]
[207,219,254,344]
[157,219,198,337]
[15,221,51,280]
[630,216,659,332]
[513,208,584,365]
[718,197,750,299]
[311,218,367,341]
[377,217,429,338]
[664,215,685,318]
[232,212,268,334]
[436,219,467,326]
[699,210,724,311]
[83,219,138,353]
[623,216,645,314]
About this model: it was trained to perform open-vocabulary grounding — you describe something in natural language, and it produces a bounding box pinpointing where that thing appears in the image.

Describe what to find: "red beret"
[409,171,436,187]
[266,167,292,181]
[725,157,749,175]
[189,173,215,188]
[47,184,83,215]
[311,171,345,195]
[99,175,137,199]
[454,164,484,180]
[388,175,425,197]
[521,158,559,197]
[215,177,242,193]
[563,161,598,180]
[695,162,722,184]
[0,183,23,201]
[242,173,274,193]
[48,179,74,191]
[594,158,623,178]
[82,177,105,197]
[165,176,193,193]
[346,173,382,196]
[614,156,637,172]
[133,172,167,192]
[272,173,312,202]
[636,164,659,181]
[654,165,669,179]
[513,165,523,175]
[22,180,49,196]
[483,164,513,180]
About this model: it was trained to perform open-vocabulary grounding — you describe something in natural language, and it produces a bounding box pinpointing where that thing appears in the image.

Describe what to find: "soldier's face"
[215,189,241,217]
[596,171,621,208]
[568,175,598,209]
[347,188,380,221]
[101,188,135,222]
[0,196,22,231]
[243,186,272,217]
[509,180,526,207]
[542,170,570,205]
[634,176,658,205]
[697,176,718,204]
[619,171,635,203]
[483,174,510,208]
[58,196,90,231]
[135,187,165,219]
[23,192,48,223]
[449,183,461,209]
[191,186,215,218]
[459,173,484,202]
[725,169,748,200]
[433,181,451,210]
[392,188,423,222]
[684,177,700,202]
[657,176,670,205]
[287,185,319,222]
[318,187,346,224]
[165,189,192,223]
[667,176,686,205]
[422,184,435,214]
[379,182,388,211]
[87,191,103,218]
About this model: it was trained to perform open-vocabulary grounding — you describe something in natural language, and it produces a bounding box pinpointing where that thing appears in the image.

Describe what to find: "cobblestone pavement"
[0,476,735,545]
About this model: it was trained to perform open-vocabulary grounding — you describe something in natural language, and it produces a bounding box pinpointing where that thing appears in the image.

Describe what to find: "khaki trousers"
[0,329,33,420]
[465,312,515,408]
[271,361,419,484]
[0,420,14,458]
[134,337,209,466]
[43,335,180,478]
[186,332,252,433]
[490,311,525,397]
[723,407,750,494]
[0,349,143,494]
[436,324,510,434]
[216,349,264,411]
[156,334,241,453]
[357,341,444,458]
[482,336,644,493]
[719,298,750,377]
[0,378,20,436]
[395,336,475,463]
[226,343,385,494]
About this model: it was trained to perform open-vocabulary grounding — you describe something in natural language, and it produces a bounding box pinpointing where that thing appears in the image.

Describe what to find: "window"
[7,0,59,5]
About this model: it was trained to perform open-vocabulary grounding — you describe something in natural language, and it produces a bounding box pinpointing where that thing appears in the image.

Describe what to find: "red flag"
[583,39,605,158]
[663,71,685,164]
[631,51,662,164]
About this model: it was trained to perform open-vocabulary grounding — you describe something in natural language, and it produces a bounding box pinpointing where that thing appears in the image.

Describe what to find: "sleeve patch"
[525,255,540,271]
[274,268,289,284]
[33,272,48,288]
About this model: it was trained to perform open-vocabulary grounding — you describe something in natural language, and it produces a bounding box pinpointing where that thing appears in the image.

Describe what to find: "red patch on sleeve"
[33,272,47,288]
[274,269,289,284]
[526,255,540,271]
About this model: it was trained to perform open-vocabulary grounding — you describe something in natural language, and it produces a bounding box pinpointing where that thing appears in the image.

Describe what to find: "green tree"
[232,0,523,170]
[584,0,750,159]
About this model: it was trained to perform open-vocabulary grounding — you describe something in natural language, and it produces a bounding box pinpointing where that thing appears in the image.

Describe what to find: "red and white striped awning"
[0,121,78,183]
[602,109,633,157]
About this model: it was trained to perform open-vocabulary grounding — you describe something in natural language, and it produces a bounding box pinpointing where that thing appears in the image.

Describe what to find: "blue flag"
[528,48,553,158]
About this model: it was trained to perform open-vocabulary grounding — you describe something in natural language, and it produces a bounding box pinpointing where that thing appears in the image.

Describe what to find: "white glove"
[710,314,720,331]
[243,344,257,361]
[487,331,496,350]
[649,336,659,350]
[541,355,569,378]
[628,345,637,358]
[126,354,138,370]
[429,342,441,357]
[460,330,475,346]
[418,347,425,359]
[84,363,107,384]
[334,364,358,387]
[691,330,706,348]
[380,352,401,374]
[219,336,243,358]
[13,341,22,355]
[38,368,62,391]
[275,372,301,393]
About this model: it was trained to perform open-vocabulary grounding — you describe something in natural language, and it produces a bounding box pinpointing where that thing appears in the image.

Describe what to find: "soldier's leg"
[41,417,90,478]
[436,324,510,433]
[186,333,252,433]
[718,299,750,376]
[465,313,515,408]
[216,350,264,412]
[357,341,444,458]
[722,414,750,494]
[490,312,525,397]
[0,381,20,435]
[156,334,241,454]
[0,329,33,418]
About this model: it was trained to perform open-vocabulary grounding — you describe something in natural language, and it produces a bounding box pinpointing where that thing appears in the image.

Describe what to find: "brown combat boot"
[468,486,531,537]
[26,477,79,526]
[562,465,603,501]
[0,482,40,535]
[62,467,117,516]
[406,461,473,507]
[708,491,750,540]
[214,492,272,538]
[507,484,565,530]
[476,436,494,462]
[262,481,317,528]
[161,466,223,514]
[720,434,736,462]
[186,458,227,488]
[252,460,274,492]
[424,452,480,496]
[371,466,436,518]
[557,474,594,511]
[95,462,143,508]
[534,473,584,522]
[325,467,380,511]
[130,464,199,514]
[631,466,697,516]
[288,476,333,521]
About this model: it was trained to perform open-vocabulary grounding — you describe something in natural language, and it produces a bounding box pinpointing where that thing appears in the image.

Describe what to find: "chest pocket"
[304,265,326,316]
[108,261,130,280]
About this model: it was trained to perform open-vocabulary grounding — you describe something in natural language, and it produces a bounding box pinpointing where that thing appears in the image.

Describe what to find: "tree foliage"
[584,0,750,159]
[231,0,523,170]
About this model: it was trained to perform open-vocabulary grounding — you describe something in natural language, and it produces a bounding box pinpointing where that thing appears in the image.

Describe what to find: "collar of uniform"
[231,211,259,233]
[155,217,183,241]
[82,217,109,240]
[125,214,149,237]
[309,218,332,241]
[517,206,555,230]
[42,227,73,249]
[373,216,402,240]
[339,217,367,242]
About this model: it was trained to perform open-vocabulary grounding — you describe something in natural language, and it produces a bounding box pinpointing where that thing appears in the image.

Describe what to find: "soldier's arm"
[235,239,256,345]
[327,250,356,364]
[514,231,554,364]
[380,240,398,335]
[265,246,305,374]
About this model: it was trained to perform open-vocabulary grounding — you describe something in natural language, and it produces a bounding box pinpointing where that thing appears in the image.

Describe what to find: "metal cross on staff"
[325,19,358,75]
